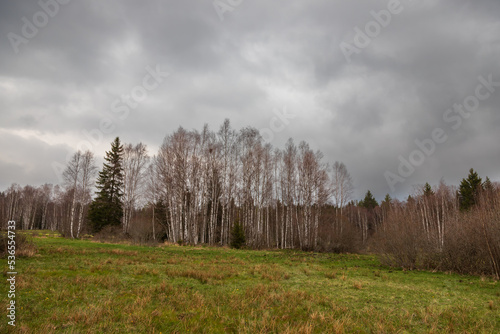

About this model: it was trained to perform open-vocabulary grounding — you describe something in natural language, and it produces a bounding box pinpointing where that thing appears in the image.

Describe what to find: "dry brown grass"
[5,236,500,333]
[0,233,38,258]
[248,264,288,281]
[105,248,139,256]
[325,271,337,279]
[165,266,237,284]
[352,281,363,290]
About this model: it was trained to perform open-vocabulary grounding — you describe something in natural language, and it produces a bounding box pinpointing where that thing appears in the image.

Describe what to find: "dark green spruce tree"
[381,194,392,208]
[459,168,483,211]
[359,190,378,209]
[407,195,415,204]
[423,182,434,197]
[230,219,246,249]
[382,194,392,205]
[88,137,124,233]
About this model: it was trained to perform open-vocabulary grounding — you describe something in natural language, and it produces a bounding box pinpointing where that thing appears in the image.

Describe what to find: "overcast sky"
[1,0,499,201]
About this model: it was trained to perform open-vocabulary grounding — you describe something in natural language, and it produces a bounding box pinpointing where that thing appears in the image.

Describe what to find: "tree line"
[0,120,353,247]
[1,119,499,276]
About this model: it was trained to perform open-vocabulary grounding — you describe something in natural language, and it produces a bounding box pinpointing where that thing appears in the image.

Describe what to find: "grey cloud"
[1,0,499,202]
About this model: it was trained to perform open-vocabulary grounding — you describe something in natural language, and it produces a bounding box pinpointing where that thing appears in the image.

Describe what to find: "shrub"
[372,189,500,278]
[317,218,362,253]
[0,232,38,258]
[92,225,125,242]
[230,220,245,249]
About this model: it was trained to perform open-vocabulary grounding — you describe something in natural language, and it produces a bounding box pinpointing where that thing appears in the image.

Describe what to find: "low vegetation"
[0,231,38,258]
[373,186,500,279]
[1,234,499,333]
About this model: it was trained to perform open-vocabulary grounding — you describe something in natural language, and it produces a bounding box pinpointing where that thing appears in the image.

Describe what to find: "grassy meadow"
[1,231,500,333]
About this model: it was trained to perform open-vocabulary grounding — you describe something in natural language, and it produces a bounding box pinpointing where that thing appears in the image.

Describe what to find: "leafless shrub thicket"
[372,183,500,278]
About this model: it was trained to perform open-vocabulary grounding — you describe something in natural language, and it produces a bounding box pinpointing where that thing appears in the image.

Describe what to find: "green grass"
[1,234,500,333]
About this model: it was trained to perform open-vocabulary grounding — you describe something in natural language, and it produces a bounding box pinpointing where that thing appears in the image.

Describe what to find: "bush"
[371,214,426,270]
[371,190,500,278]
[0,232,38,258]
[92,225,126,242]
[230,220,246,249]
[317,218,362,253]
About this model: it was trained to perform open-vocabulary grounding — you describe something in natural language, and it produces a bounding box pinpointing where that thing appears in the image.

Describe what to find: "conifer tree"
[381,194,392,208]
[459,168,482,211]
[382,194,392,204]
[230,219,246,249]
[483,176,494,193]
[359,190,378,209]
[88,137,124,232]
[423,182,434,197]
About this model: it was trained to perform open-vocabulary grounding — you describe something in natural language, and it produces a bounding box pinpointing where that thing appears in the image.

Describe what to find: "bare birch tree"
[122,143,149,234]
[63,150,97,238]
[331,161,353,234]
[63,151,82,238]
[76,151,97,237]
[145,156,160,240]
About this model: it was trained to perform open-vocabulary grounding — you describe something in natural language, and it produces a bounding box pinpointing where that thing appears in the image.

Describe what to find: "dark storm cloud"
[1,0,499,201]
